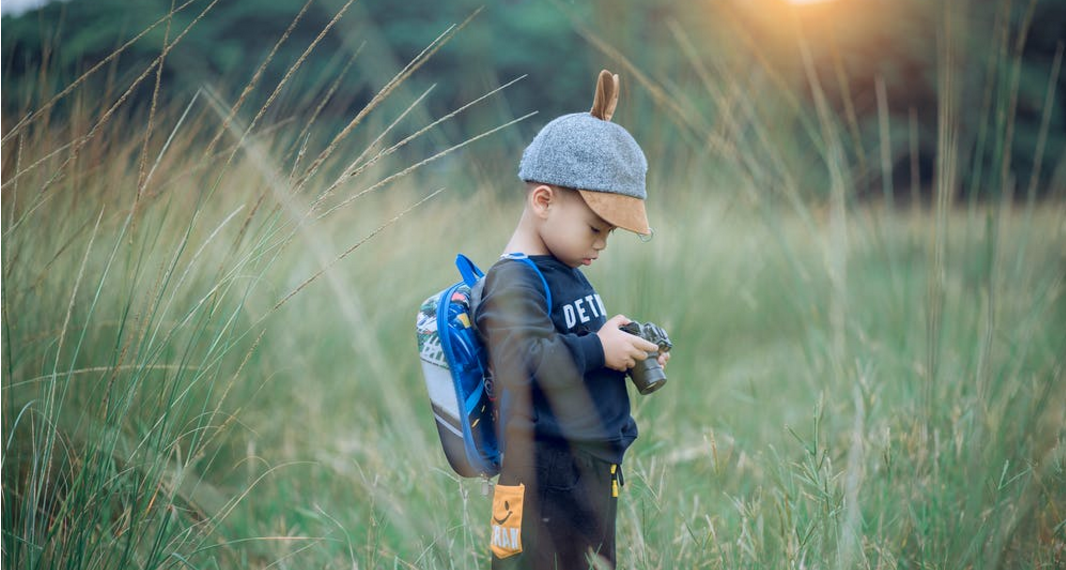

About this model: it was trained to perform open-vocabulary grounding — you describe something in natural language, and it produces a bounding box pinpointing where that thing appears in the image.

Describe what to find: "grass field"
[3,7,1066,569]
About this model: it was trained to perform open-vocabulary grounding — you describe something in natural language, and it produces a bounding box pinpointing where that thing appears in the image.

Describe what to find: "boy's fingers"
[636,338,658,352]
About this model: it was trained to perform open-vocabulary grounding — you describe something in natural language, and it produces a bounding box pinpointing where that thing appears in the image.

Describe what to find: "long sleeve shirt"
[475,254,637,464]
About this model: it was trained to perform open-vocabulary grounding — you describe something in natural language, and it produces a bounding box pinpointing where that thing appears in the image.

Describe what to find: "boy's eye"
[590,226,601,234]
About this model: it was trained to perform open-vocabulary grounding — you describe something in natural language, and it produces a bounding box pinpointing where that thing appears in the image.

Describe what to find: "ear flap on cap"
[589,69,620,122]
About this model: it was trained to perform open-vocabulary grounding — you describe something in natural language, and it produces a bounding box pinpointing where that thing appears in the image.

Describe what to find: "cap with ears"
[518,69,651,236]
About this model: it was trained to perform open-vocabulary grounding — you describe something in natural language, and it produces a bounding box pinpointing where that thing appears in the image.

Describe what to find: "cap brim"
[578,190,651,236]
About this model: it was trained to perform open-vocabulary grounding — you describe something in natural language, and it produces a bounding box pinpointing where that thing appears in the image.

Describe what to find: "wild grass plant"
[3,1,1065,569]
[1,5,525,568]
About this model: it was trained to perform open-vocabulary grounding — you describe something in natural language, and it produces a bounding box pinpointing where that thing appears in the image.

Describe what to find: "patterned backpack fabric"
[416,254,549,478]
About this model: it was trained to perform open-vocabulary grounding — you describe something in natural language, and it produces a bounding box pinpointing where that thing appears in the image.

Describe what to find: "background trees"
[4,0,1064,200]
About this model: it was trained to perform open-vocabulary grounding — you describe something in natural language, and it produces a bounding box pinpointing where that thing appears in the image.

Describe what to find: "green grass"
[4,141,1063,568]
[3,3,1065,569]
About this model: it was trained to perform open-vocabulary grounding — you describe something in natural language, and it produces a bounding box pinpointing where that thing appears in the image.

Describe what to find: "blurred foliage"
[2,0,1064,199]
[2,2,1064,567]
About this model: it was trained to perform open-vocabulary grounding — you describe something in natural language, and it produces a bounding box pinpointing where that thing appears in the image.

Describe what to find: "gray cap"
[518,112,648,199]
[517,70,652,235]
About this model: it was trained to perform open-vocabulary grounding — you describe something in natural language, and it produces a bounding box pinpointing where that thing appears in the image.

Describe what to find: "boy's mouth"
[582,257,596,266]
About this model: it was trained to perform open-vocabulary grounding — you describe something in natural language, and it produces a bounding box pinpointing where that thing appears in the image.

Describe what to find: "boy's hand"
[598,315,659,372]
[657,351,671,368]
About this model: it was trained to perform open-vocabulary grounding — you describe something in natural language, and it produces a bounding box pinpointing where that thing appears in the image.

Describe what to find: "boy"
[476,70,669,569]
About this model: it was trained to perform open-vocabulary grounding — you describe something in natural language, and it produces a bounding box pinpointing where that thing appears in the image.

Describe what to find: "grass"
[3,2,1065,569]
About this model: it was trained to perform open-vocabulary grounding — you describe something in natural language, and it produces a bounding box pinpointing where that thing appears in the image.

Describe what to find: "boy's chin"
[547,250,593,268]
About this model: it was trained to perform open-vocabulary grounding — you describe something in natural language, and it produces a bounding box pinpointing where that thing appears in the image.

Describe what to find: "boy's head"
[518,70,651,236]
[523,183,613,268]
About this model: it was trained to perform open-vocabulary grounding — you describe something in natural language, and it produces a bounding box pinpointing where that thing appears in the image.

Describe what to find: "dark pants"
[491,444,621,570]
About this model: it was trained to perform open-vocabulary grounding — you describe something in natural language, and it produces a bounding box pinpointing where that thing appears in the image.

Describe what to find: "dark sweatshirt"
[475,254,637,464]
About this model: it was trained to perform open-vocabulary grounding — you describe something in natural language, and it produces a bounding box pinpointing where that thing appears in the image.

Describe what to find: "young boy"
[476,70,668,569]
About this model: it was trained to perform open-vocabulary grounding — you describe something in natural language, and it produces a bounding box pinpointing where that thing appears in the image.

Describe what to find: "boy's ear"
[529,184,555,216]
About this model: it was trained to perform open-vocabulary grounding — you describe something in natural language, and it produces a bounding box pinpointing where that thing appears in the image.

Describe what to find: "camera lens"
[629,356,667,395]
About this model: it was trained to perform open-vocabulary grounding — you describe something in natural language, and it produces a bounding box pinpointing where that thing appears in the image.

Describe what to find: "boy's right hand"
[598,315,660,372]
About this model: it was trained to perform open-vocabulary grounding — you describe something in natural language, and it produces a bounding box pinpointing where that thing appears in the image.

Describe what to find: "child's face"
[541,188,616,268]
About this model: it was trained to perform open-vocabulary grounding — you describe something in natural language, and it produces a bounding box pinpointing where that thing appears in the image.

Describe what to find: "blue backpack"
[415,253,550,478]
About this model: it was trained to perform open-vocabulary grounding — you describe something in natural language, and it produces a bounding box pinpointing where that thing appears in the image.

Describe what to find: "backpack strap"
[455,254,484,287]
[500,252,552,309]
[455,253,552,309]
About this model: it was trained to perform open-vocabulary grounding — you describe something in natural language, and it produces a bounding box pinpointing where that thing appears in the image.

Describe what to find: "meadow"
[3,3,1065,569]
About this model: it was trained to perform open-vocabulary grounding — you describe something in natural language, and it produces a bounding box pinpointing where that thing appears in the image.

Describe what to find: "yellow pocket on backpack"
[489,483,524,559]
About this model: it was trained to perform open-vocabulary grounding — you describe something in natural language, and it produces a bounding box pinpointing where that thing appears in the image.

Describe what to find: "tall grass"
[1,5,530,568]
[4,1,1065,569]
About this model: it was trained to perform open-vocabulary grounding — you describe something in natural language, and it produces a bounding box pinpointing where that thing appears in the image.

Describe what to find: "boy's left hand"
[656,352,670,368]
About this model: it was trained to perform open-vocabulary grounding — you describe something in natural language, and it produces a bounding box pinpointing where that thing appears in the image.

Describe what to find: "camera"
[619,321,673,395]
